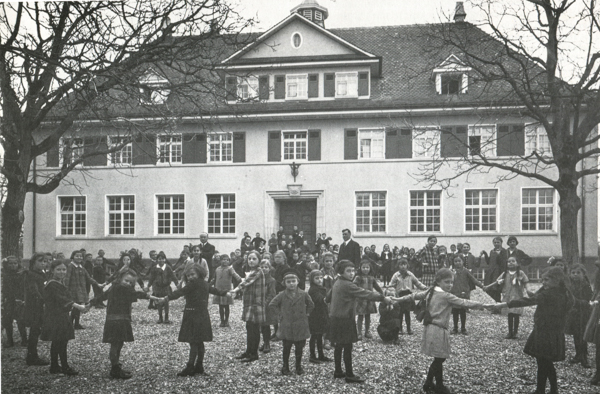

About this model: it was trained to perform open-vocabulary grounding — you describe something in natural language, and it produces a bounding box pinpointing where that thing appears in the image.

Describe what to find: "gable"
[240,19,357,60]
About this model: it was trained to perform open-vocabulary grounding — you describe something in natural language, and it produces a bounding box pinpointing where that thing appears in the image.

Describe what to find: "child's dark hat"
[282,268,299,281]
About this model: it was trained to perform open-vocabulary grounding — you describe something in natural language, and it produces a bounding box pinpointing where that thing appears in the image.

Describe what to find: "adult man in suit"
[199,232,216,281]
[338,228,361,266]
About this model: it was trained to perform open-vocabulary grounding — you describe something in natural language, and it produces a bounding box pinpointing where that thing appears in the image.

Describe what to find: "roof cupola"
[291,0,329,28]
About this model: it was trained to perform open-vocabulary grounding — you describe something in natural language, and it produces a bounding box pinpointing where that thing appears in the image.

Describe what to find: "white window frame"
[525,124,552,157]
[157,134,182,165]
[468,125,497,157]
[335,72,358,98]
[107,195,135,236]
[57,196,87,236]
[107,136,132,165]
[58,137,84,166]
[206,193,236,235]
[282,130,308,161]
[291,32,303,49]
[465,189,498,232]
[286,74,308,100]
[358,128,385,159]
[208,132,233,162]
[412,127,441,158]
[521,188,556,232]
[139,72,170,105]
[409,190,442,233]
[156,194,185,235]
[355,191,387,233]
[237,76,258,100]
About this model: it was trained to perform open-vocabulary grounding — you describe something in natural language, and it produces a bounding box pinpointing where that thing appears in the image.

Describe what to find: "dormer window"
[139,72,170,105]
[433,54,471,95]
[336,72,358,97]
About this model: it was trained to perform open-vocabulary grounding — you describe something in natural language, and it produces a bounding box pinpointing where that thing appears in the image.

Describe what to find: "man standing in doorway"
[338,229,361,266]
[199,233,216,281]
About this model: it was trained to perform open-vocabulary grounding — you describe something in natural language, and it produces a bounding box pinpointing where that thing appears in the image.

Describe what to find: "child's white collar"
[434,286,444,292]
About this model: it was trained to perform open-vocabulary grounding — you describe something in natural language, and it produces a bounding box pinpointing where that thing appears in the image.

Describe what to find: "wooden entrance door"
[279,200,317,249]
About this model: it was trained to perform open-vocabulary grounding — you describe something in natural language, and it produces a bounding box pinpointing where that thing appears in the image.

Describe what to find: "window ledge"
[206,234,238,239]
[354,233,389,237]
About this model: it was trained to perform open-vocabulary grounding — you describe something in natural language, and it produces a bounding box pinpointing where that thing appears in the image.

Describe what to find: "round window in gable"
[291,32,302,49]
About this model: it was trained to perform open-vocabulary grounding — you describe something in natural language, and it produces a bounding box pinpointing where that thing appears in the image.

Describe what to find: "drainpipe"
[580,156,585,265]
[32,159,36,253]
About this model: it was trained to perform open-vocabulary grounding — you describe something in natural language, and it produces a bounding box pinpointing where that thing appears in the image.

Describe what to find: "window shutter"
[225,77,237,101]
[308,129,321,161]
[83,137,108,166]
[274,75,285,99]
[324,73,335,97]
[385,128,400,159]
[308,74,319,98]
[358,72,369,96]
[132,133,157,165]
[233,132,246,163]
[461,73,468,94]
[197,134,207,163]
[435,74,442,94]
[344,128,358,160]
[258,76,269,100]
[441,126,467,158]
[47,141,60,167]
[268,131,281,162]
[182,133,205,164]
[399,128,413,158]
[497,124,525,156]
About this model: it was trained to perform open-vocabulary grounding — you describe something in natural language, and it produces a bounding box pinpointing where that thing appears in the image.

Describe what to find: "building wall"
[24,115,598,262]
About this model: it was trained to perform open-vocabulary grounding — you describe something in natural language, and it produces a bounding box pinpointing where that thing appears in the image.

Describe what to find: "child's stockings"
[402,311,411,333]
[364,314,371,336]
[109,341,124,367]
[70,308,81,327]
[309,334,325,359]
[188,342,205,373]
[357,315,363,338]
[50,340,68,370]
[261,324,271,352]
[508,313,520,337]
[426,357,446,389]
[536,357,557,394]
[334,343,353,376]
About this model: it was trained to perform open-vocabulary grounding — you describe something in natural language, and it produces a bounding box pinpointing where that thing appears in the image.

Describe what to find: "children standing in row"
[269,269,314,375]
[354,260,384,340]
[146,251,178,324]
[450,256,484,335]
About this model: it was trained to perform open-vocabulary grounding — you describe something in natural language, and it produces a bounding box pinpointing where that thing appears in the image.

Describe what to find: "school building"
[24,1,598,265]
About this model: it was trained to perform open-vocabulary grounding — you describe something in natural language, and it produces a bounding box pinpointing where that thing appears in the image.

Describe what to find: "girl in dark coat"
[565,264,592,368]
[22,253,49,366]
[2,256,28,347]
[162,264,227,377]
[496,267,573,394]
[308,270,331,363]
[41,260,88,375]
[93,269,160,379]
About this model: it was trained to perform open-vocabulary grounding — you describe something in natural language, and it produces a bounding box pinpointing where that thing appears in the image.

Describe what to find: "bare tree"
[0,1,254,257]
[405,0,600,265]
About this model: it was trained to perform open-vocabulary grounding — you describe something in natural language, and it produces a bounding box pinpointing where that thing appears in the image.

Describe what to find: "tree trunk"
[1,179,26,259]
[557,185,582,266]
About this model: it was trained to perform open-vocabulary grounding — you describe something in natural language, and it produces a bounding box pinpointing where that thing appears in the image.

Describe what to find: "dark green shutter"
[258,76,269,100]
[132,133,157,165]
[274,75,285,99]
[308,129,321,161]
[399,128,412,158]
[324,73,335,97]
[497,124,525,156]
[225,77,237,101]
[268,131,281,162]
[233,132,246,163]
[47,142,60,167]
[441,126,467,158]
[182,134,206,164]
[358,72,369,96]
[83,137,108,166]
[344,128,358,160]
[308,74,319,98]
[385,128,400,159]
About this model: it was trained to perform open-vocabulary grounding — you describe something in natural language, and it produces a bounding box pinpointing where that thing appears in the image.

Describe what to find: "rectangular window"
[282,131,307,160]
[441,74,461,94]
[525,124,551,156]
[336,72,358,97]
[237,76,258,100]
[356,192,386,233]
[286,74,308,99]
[410,191,441,232]
[157,195,185,234]
[60,138,84,165]
[158,134,182,164]
[208,132,233,162]
[359,128,385,159]
[522,188,555,231]
[108,136,132,165]
[59,196,86,235]
[465,190,497,232]
[413,128,441,158]
[207,194,236,234]
[108,196,135,235]
[469,125,496,157]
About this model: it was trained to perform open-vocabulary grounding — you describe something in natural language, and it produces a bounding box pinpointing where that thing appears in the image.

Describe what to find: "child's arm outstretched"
[372,279,384,295]
[411,273,427,290]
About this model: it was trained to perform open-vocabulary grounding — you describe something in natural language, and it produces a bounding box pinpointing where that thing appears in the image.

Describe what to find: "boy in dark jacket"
[377,287,402,343]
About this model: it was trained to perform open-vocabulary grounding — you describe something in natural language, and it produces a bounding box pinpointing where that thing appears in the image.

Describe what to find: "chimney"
[454,2,466,23]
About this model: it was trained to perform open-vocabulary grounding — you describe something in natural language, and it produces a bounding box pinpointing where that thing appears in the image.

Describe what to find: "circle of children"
[2,228,600,394]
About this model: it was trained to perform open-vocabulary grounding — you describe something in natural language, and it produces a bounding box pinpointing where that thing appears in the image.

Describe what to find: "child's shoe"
[309,356,322,364]
[259,344,264,352]
[219,321,225,328]
[263,342,271,353]
[364,331,373,339]
[110,364,132,379]
[569,355,581,364]
[49,365,61,374]
[177,363,195,377]
[73,324,85,330]
[357,333,362,341]
[345,374,365,383]
[157,318,163,324]
[318,355,332,362]
[281,363,291,376]
[333,370,346,378]
[62,366,79,376]
[434,384,453,394]
[451,328,458,335]
[163,319,172,324]
[235,352,250,360]
[581,358,591,368]
[26,357,50,366]
[423,380,435,393]
[460,329,467,335]
[296,365,304,375]
[194,361,208,376]
[406,329,413,335]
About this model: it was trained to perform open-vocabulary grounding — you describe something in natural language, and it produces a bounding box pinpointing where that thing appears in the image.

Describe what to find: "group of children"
[2,234,600,394]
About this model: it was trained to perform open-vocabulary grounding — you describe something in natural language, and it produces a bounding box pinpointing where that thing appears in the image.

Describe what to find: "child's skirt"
[356,299,377,315]
[421,324,450,358]
[103,317,134,343]
[329,317,358,344]
[212,292,234,305]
